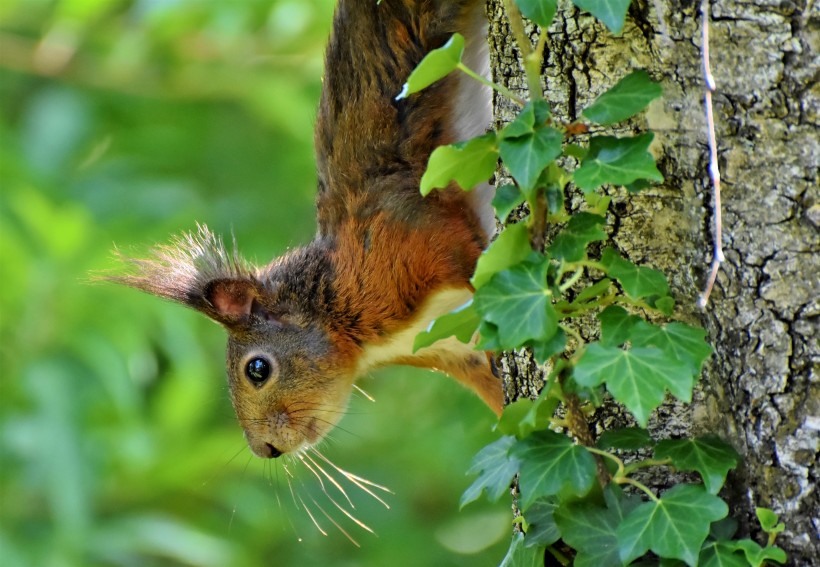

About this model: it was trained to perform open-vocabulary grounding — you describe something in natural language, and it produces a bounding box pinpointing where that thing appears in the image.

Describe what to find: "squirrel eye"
[245,357,271,385]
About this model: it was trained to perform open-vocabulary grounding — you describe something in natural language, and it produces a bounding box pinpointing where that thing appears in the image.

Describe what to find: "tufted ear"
[107,225,261,327]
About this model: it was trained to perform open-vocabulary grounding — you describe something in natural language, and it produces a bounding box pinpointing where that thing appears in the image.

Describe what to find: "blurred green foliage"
[0,1,508,565]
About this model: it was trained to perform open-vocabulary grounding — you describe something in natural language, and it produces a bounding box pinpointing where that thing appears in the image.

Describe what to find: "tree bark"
[487,0,819,563]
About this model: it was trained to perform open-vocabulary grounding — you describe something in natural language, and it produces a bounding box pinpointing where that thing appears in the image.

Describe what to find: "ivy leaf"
[413,300,479,352]
[397,33,464,98]
[421,132,499,195]
[472,222,530,289]
[493,184,525,221]
[755,508,785,535]
[573,133,663,191]
[500,532,544,567]
[497,399,535,438]
[460,436,520,508]
[476,319,503,351]
[555,486,642,567]
[600,247,670,299]
[516,0,558,27]
[598,305,643,346]
[571,0,632,34]
[530,327,566,364]
[630,320,713,373]
[617,484,729,566]
[582,70,663,125]
[548,212,606,262]
[572,277,612,304]
[699,542,752,567]
[500,126,563,194]
[501,100,550,138]
[730,540,787,566]
[597,427,654,450]
[511,429,597,510]
[474,256,559,349]
[523,497,561,547]
[574,344,695,426]
[654,436,741,495]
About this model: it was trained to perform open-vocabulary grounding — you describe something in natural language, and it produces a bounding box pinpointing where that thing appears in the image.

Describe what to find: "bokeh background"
[0,1,510,565]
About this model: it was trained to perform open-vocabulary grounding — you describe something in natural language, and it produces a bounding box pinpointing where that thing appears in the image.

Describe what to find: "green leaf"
[522,497,560,547]
[516,0,558,27]
[397,33,464,98]
[555,485,642,567]
[755,508,785,534]
[600,247,670,299]
[547,212,606,262]
[699,542,751,567]
[420,132,498,195]
[472,222,530,288]
[654,436,741,495]
[499,532,544,567]
[474,256,559,349]
[598,305,643,346]
[460,436,520,508]
[501,100,550,139]
[574,344,695,426]
[477,319,503,351]
[530,328,566,364]
[573,133,663,191]
[511,430,597,510]
[617,484,729,566]
[497,399,535,438]
[572,0,632,34]
[630,320,713,373]
[492,183,525,221]
[582,70,663,125]
[572,277,612,304]
[500,126,563,194]
[730,540,787,566]
[597,427,654,450]
[413,300,479,352]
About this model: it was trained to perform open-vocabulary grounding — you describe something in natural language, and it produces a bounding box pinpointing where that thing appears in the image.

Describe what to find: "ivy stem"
[457,62,525,106]
[564,394,610,485]
[528,188,548,251]
[501,0,543,101]
[586,446,625,479]
[559,267,584,292]
[623,457,672,476]
[546,545,571,566]
[616,477,661,503]
[558,323,584,349]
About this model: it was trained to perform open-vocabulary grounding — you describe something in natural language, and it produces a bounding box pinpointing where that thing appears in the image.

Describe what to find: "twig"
[697,0,724,309]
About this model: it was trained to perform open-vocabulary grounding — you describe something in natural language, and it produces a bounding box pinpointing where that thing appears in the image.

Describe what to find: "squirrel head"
[112,225,355,458]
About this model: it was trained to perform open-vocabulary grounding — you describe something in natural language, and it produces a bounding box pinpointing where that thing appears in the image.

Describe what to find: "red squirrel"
[113,0,503,459]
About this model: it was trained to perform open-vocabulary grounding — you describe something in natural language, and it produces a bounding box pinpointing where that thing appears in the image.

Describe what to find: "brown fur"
[111,0,502,458]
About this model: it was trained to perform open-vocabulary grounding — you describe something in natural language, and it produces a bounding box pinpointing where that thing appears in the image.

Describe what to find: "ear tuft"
[208,280,256,319]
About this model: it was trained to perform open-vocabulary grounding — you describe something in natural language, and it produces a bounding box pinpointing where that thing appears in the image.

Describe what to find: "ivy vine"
[400,1,788,566]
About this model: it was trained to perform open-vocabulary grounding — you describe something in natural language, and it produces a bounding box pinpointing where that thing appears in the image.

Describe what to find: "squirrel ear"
[205,279,257,322]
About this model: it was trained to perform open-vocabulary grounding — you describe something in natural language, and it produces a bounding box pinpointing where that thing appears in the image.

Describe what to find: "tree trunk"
[487,0,819,563]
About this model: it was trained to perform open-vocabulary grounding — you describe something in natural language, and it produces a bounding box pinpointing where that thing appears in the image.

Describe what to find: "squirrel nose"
[265,443,283,458]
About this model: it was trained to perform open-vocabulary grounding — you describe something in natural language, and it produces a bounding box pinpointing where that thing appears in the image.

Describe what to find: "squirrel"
[112,0,503,459]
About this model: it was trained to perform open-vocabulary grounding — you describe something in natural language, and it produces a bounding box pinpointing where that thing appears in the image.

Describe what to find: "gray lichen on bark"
[486,0,819,562]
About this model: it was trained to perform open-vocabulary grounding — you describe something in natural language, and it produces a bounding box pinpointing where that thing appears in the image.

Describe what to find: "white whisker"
[309,495,361,547]
[300,451,356,509]
[298,496,328,537]
[311,449,392,509]
[352,383,376,402]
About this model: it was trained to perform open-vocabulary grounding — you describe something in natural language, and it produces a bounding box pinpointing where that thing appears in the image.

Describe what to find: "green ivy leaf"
[500,532,544,567]
[699,542,752,567]
[497,399,535,438]
[523,497,561,547]
[500,126,563,194]
[598,305,643,346]
[460,436,520,508]
[572,277,612,305]
[501,99,550,138]
[618,484,729,566]
[476,319,503,351]
[420,132,498,195]
[511,430,597,510]
[413,299,479,352]
[582,70,663,125]
[571,0,632,34]
[755,508,785,535]
[397,33,464,98]
[472,222,530,289]
[730,540,787,566]
[474,256,559,349]
[530,327,566,364]
[573,133,663,191]
[654,436,741,495]
[556,486,642,567]
[493,183,525,221]
[597,427,654,450]
[630,320,713,373]
[516,0,558,27]
[548,212,606,262]
[600,247,670,299]
[574,344,695,426]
